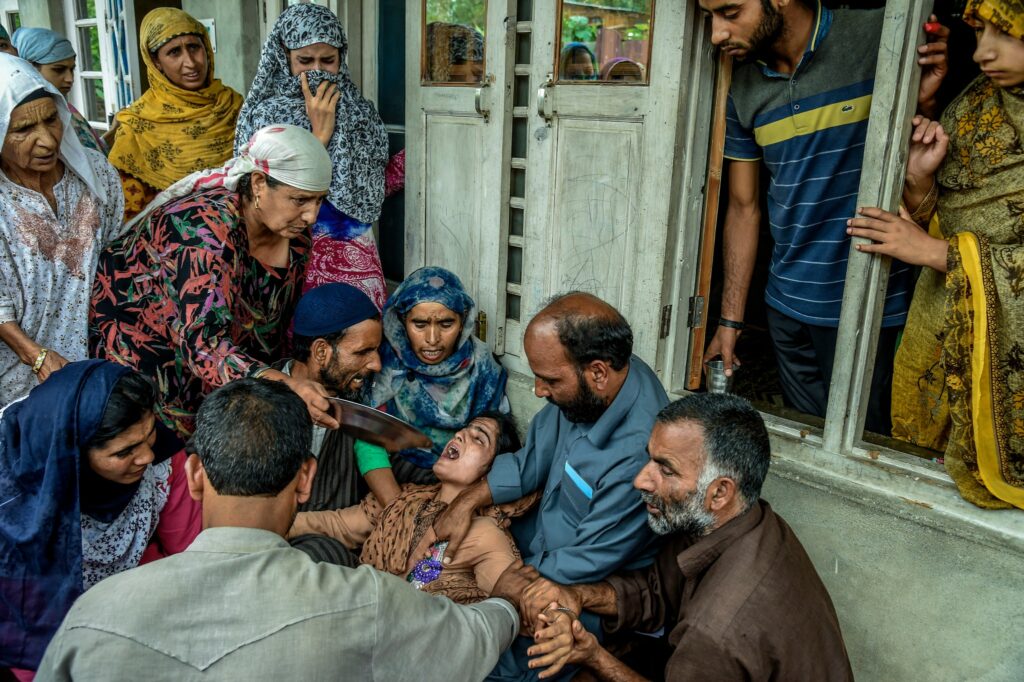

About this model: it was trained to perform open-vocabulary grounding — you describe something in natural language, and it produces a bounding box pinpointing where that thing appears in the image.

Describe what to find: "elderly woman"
[12,27,106,153]
[371,267,509,469]
[848,0,1024,509]
[0,54,123,407]
[291,411,528,603]
[559,42,598,81]
[236,3,389,307]
[90,124,338,438]
[0,360,201,673]
[109,8,242,220]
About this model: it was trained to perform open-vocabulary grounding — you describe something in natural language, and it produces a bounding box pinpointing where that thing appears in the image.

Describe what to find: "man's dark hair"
[190,378,312,496]
[89,371,157,449]
[547,292,633,371]
[655,394,770,508]
[472,409,522,454]
[292,328,348,363]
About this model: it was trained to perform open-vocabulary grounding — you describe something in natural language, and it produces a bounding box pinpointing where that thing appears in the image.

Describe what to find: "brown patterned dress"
[291,484,536,605]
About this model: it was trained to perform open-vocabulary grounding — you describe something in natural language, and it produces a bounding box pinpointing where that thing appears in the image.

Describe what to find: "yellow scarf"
[964,0,1024,40]
[108,8,242,190]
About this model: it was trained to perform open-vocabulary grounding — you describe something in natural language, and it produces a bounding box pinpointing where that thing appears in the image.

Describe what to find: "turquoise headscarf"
[0,25,9,43]
[11,27,75,64]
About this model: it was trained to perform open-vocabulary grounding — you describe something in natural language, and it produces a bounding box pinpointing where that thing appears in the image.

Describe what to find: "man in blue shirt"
[433,291,669,680]
[701,0,947,434]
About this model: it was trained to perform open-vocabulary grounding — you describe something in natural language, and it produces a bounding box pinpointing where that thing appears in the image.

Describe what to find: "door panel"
[548,119,643,308]
[423,114,488,291]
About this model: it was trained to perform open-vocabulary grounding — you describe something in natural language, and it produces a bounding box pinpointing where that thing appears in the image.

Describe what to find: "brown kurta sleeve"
[289,505,376,549]
[604,564,668,635]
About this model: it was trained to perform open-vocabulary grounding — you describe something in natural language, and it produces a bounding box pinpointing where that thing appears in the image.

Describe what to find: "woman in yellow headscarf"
[108,8,242,219]
[848,0,1024,510]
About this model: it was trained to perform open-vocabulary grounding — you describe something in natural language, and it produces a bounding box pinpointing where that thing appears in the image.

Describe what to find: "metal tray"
[327,397,433,452]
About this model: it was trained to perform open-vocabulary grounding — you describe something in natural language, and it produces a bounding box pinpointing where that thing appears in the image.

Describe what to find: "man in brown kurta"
[520,394,852,681]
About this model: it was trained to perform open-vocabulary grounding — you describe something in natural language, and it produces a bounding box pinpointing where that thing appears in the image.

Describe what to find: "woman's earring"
[254,193,261,210]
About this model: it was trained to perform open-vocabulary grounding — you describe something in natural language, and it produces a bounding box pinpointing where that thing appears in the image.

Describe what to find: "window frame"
[822,0,936,456]
[64,0,118,129]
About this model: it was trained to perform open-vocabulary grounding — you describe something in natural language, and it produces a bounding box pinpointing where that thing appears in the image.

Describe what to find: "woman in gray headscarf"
[236,3,389,308]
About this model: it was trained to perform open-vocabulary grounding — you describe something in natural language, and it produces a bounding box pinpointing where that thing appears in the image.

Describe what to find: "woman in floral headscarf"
[108,8,242,220]
[848,0,1024,509]
[236,3,389,308]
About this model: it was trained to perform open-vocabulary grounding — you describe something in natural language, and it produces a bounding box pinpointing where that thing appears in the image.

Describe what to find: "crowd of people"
[0,0,1021,680]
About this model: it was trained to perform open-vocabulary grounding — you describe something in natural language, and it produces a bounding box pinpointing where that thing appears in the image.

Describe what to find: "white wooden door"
[501,1,704,377]
[404,0,514,348]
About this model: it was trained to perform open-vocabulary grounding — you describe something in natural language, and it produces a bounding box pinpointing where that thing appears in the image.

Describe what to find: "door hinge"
[659,305,673,339]
[476,311,488,343]
[688,296,706,329]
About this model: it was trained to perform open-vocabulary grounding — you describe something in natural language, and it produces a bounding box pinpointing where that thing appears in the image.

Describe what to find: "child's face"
[969,17,1024,88]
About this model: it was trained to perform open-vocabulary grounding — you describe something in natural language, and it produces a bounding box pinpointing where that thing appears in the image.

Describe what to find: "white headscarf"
[0,53,104,200]
[125,123,333,230]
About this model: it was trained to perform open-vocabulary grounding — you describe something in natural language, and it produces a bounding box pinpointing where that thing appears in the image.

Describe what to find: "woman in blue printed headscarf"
[371,267,509,468]
[236,3,389,308]
[559,42,597,80]
[0,25,16,55]
[12,27,106,153]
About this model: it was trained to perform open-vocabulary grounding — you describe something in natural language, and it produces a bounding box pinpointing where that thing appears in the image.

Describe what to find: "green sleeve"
[355,439,392,475]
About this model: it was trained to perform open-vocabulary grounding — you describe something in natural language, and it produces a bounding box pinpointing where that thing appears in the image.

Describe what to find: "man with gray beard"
[520,394,852,681]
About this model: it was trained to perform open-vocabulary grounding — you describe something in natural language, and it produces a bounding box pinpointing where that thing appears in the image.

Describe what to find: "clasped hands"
[492,564,599,679]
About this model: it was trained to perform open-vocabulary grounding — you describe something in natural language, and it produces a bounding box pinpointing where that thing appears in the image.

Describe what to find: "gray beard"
[640,487,715,537]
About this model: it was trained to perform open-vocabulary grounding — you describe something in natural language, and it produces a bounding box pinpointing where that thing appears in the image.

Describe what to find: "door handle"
[537,73,554,125]
[474,80,491,121]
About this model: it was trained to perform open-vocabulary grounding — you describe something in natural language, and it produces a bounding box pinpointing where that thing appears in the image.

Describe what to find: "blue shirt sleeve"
[724,93,762,161]
[487,407,556,505]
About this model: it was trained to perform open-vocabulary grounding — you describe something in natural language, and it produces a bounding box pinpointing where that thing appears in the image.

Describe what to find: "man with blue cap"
[276,283,434,564]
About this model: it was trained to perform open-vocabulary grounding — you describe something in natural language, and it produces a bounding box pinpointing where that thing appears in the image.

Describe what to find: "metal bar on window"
[823,0,934,454]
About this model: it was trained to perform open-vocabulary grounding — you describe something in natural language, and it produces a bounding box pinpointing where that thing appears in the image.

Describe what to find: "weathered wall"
[180,0,260,96]
[765,459,1024,682]
[505,369,1024,682]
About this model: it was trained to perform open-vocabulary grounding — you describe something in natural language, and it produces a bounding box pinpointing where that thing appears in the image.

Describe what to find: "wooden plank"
[823,0,934,453]
[686,52,732,390]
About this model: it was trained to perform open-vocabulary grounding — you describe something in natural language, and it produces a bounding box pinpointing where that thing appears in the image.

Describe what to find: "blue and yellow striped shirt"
[724,3,912,327]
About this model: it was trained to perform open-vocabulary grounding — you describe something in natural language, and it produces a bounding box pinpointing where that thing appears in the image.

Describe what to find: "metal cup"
[705,360,737,394]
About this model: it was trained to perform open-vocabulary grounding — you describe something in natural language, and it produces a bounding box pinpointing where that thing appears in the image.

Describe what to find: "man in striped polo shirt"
[701,0,947,434]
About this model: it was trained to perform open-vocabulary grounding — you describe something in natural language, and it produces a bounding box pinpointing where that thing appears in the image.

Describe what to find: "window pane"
[74,0,97,20]
[78,25,101,72]
[507,246,523,284]
[506,293,521,321]
[557,0,652,84]
[510,206,524,236]
[80,77,105,122]
[7,12,20,31]
[423,1,486,84]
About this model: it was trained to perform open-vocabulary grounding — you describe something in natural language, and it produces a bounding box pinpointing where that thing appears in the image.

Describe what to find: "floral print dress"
[89,186,308,437]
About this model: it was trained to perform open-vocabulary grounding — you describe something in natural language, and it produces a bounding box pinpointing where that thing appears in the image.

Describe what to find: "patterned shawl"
[234,3,388,225]
[892,74,1024,509]
[371,268,508,468]
[0,361,173,668]
[963,0,1024,40]
[109,8,242,191]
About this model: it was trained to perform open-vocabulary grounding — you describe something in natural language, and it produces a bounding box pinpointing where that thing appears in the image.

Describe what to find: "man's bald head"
[526,291,632,371]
